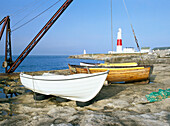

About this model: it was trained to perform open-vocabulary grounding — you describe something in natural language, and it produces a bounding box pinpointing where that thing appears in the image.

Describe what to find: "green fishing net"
[146,89,170,102]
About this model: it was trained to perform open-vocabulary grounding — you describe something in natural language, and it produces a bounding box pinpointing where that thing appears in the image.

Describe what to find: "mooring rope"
[122,0,144,63]
[122,0,140,52]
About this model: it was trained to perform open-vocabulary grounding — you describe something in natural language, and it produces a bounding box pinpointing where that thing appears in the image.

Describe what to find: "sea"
[0,55,104,98]
[0,55,104,73]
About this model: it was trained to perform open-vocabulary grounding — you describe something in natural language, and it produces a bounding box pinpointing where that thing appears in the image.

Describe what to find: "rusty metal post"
[4,17,13,73]
[0,16,13,72]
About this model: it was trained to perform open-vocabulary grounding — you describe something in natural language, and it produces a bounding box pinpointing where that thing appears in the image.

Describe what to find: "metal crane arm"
[0,17,7,25]
[6,0,73,73]
[0,16,9,41]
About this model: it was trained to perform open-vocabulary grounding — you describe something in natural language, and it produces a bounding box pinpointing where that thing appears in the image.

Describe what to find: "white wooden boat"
[20,71,109,102]
[80,62,97,66]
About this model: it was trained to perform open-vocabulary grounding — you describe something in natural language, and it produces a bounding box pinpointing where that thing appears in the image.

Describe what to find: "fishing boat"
[80,62,138,67]
[68,64,153,83]
[20,71,109,102]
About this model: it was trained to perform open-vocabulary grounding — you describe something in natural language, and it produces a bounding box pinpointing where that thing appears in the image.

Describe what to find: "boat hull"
[20,71,108,102]
[69,64,153,83]
[80,62,138,67]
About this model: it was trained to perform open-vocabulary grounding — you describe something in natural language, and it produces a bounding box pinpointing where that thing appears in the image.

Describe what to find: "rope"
[111,0,113,51]
[10,0,43,18]
[122,0,144,64]
[122,0,140,51]
[11,0,61,32]
[12,0,50,28]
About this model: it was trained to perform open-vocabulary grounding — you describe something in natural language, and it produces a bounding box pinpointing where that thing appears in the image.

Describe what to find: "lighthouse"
[83,49,86,54]
[116,28,122,53]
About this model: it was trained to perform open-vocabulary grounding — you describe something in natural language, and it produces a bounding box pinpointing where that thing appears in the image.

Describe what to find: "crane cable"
[10,0,43,18]
[11,0,61,32]
[111,0,113,52]
[122,0,141,52]
[12,0,50,28]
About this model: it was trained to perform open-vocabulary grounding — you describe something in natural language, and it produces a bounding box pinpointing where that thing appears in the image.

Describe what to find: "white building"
[141,47,150,53]
[123,47,135,53]
[108,51,116,54]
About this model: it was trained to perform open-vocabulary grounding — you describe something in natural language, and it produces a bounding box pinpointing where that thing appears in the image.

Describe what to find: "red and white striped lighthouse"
[116,28,122,53]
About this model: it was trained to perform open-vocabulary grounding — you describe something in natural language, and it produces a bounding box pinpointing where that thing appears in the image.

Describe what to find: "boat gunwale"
[20,71,109,81]
[80,62,138,66]
[80,62,100,65]
[69,64,153,69]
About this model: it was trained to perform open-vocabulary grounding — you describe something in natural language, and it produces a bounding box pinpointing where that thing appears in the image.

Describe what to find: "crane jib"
[2,0,73,73]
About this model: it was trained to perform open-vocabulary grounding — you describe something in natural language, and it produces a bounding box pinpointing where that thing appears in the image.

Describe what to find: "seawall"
[69,50,170,64]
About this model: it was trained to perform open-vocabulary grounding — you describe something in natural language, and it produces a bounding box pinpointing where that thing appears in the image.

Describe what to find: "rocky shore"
[0,63,170,125]
[69,50,170,64]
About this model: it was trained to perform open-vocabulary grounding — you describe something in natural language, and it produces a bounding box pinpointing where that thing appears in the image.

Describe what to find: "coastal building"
[108,51,115,54]
[123,47,135,53]
[108,28,152,54]
[108,28,137,54]
[141,47,151,53]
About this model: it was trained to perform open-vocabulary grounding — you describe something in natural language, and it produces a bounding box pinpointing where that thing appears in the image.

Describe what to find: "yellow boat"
[68,64,153,83]
[99,62,138,66]
[80,62,138,67]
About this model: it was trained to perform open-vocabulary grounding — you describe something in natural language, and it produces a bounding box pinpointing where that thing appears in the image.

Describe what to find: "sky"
[0,0,170,56]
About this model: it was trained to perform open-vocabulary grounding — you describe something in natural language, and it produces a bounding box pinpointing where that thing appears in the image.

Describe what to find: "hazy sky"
[0,0,170,55]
